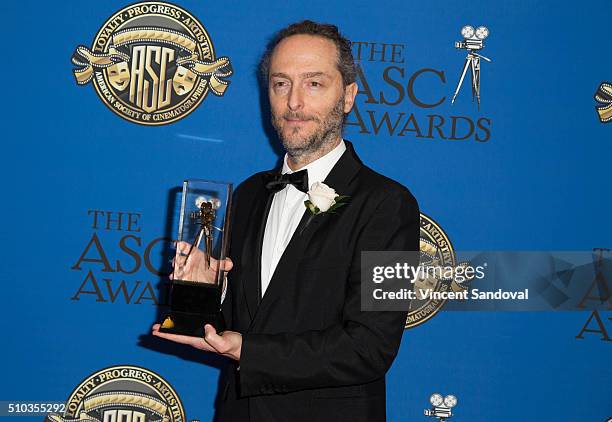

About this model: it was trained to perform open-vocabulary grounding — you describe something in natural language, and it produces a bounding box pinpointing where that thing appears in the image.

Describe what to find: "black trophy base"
[160,310,226,336]
[159,280,226,336]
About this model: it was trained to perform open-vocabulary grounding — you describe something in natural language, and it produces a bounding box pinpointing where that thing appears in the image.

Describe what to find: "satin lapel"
[250,141,363,328]
[241,179,274,321]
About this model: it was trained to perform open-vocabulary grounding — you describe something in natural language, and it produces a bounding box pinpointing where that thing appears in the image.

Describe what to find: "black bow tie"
[264,169,309,193]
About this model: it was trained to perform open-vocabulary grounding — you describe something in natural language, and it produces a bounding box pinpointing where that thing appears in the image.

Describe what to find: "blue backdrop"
[1,0,610,420]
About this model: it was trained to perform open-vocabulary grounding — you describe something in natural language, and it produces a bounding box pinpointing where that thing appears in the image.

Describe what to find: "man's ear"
[343,82,358,113]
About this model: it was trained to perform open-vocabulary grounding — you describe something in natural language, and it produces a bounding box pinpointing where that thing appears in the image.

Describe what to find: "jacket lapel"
[241,178,274,321]
[249,141,362,328]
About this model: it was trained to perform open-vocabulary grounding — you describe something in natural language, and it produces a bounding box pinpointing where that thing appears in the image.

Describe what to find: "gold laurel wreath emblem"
[71,2,232,125]
[46,365,185,422]
[405,213,470,329]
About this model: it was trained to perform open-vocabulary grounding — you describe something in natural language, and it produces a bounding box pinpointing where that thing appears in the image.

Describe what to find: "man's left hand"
[151,324,242,361]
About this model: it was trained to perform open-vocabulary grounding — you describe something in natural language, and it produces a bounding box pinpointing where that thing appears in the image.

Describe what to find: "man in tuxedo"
[153,20,419,422]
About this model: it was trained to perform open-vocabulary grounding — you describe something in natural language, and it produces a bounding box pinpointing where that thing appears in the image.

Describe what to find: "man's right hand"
[172,240,233,283]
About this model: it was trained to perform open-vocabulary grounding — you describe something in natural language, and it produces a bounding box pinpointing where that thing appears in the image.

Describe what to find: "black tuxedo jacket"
[218,141,419,422]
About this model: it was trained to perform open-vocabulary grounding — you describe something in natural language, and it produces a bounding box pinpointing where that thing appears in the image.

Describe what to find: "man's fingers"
[203,325,241,360]
[204,323,217,339]
[170,244,232,284]
[203,324,227,352]
[209,257,233,272]
[175,241,191,254]
[152,325,215,352]
[152,323,239,360]
[221,258,233,272]
[174,251,188,268]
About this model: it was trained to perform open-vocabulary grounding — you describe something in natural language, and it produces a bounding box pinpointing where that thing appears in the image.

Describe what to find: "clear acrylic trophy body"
[160,180,232,336]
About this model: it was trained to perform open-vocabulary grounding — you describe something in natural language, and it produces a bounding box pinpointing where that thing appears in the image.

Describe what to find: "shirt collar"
[282,140,346,188]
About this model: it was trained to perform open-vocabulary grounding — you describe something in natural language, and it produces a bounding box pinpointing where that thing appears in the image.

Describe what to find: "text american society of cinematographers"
[370,262,530,301]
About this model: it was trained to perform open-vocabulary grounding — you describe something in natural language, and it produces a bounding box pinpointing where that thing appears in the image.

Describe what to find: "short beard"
[272,95,345,159]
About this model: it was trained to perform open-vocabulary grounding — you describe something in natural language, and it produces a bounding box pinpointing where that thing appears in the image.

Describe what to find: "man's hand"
[151,324,242,361]
[157,241,239,359]
[172,240,233,283]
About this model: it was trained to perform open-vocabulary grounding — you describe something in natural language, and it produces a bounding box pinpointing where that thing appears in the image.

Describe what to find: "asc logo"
[406,213,470,329]
[71,2,232,125]
[46,365,187,422]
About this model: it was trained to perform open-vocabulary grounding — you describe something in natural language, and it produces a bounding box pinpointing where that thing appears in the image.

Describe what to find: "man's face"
[268,34,357,157]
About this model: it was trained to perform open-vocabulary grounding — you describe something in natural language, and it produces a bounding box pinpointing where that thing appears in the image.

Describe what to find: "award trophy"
[160,180,232,336]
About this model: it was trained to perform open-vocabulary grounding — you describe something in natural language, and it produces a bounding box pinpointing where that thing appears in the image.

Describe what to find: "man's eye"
[274,81,287,87]
[309,81,321,87]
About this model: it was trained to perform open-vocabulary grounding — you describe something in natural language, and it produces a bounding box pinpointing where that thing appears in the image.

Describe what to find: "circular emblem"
[71,2,232,125]
[406,213,460,329]
[47,365,186,422]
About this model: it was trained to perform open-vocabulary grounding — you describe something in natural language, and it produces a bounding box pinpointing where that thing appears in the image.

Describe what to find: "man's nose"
[287,86,303,111]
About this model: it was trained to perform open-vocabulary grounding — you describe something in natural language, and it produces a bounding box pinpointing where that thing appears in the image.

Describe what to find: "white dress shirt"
[260,140,346,297]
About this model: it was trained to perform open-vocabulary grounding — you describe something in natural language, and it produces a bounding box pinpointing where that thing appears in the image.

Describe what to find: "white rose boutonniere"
[304,182,349,215]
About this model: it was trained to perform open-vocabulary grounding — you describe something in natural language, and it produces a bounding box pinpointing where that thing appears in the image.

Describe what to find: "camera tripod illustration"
[451,25,491,109]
